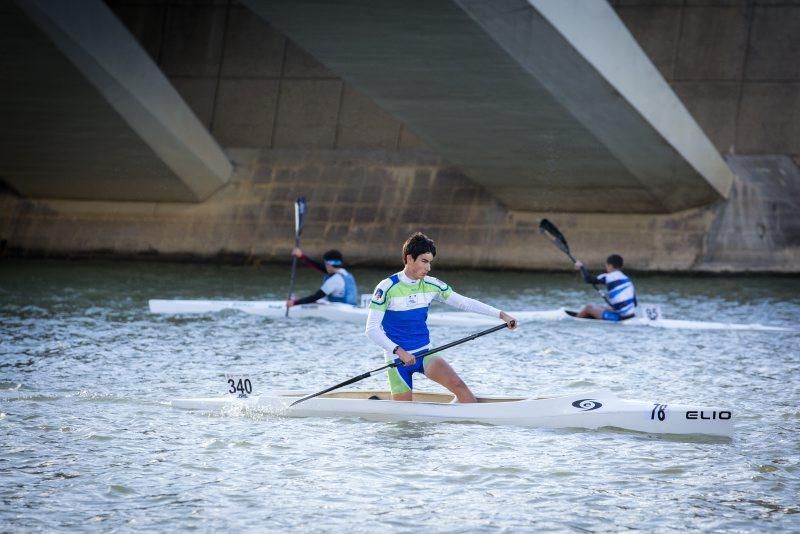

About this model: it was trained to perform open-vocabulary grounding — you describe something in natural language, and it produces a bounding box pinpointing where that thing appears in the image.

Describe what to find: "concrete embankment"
[1,150,797,273]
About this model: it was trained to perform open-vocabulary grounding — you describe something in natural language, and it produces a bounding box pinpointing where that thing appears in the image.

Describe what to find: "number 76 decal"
[651,403,668,421]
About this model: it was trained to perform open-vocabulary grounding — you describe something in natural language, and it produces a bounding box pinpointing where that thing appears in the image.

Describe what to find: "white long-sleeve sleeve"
[443,291,501,318]
[365,308,398,353]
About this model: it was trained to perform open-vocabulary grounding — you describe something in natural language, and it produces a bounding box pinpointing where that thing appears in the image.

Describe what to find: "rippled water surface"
[1,259,799,531]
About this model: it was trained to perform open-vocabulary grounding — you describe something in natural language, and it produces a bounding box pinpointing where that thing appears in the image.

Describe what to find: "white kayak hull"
[148,299,365,322]
[170,389,733,437]
[148,299,791,332]
[554,309,792,331]
[147,298,507,326]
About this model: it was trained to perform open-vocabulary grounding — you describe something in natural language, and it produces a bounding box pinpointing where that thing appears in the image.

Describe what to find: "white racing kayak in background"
[148,298,793,332]
[544,308,793,331]
[170,389,734,437]
[148,298,364,322]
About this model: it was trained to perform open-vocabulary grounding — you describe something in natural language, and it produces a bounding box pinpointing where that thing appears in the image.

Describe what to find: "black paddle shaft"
[289,322,510,407]
[539,219,613,308]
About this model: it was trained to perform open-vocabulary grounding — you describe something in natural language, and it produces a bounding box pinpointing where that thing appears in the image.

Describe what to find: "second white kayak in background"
[148,298,794,332]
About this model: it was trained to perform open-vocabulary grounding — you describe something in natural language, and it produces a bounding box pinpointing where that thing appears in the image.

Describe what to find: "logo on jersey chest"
[407,293,418,305]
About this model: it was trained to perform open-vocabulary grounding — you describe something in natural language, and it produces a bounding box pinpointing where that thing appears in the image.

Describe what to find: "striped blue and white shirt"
[596,271,637,316]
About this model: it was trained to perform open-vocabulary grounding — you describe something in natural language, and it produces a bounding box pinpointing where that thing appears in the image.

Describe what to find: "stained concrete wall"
[1,150,797,272]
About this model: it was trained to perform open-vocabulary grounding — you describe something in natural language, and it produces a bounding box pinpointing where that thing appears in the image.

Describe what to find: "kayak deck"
[301,390,523,403]
[170,389,734,437]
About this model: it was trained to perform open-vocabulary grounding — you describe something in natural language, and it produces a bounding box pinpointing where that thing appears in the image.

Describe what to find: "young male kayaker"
[365,232,517,403]
[573,254,637,321]
[286,248,358,306]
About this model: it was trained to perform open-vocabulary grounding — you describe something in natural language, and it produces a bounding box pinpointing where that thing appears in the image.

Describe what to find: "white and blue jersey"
[365,270,502,394]
[321,269,358,305]
[596,270,637,317]
[367,272,454,352]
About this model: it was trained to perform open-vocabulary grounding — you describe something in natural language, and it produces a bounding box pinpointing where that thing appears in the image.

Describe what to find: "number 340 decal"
[651,403,668,421]
[226,374,253,397]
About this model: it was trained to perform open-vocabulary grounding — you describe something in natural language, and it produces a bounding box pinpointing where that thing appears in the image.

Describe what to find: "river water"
[1,258,798,531]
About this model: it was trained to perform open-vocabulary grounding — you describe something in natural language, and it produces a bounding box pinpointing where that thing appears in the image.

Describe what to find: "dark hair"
[402,232,436,262]
[606,254,623,269]
[323,249,344,264]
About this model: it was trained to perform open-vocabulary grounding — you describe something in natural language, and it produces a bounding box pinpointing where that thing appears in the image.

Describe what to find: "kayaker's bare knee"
[451,382,477,403]
[424,357,477,403]
[445,375,477,403]
[449,376,467,391]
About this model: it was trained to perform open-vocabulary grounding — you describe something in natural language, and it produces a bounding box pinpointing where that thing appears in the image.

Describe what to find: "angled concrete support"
[243,0,732,213]
[2,0,231,201]
[461,0,733,210]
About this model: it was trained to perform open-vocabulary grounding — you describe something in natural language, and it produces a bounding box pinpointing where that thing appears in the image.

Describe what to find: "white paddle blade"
[294,197,306,236]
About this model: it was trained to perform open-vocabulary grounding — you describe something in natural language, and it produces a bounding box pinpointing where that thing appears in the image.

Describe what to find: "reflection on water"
[0,258,799,530]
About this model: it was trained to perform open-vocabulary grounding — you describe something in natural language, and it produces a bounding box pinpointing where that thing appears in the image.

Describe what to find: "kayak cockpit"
[277,390,526,404]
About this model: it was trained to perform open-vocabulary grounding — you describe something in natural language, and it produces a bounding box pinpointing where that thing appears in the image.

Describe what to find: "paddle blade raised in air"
[294,197,307,237]
[539,219,571,255]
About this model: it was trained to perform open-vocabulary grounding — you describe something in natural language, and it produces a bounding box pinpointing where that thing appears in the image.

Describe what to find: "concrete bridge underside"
[1,0,733,212]
[244,0,733,213]
[0,0,231,202]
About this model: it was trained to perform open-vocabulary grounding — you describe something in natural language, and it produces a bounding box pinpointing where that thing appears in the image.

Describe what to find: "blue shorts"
[602,310,634,322]
[387,349,441,394]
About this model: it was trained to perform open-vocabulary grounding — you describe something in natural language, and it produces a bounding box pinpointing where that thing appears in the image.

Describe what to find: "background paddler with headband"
[286,248,359,307]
